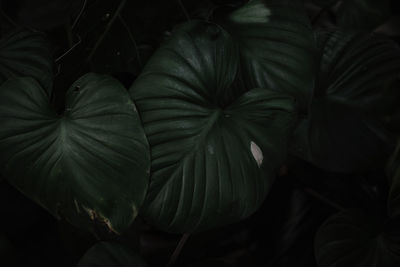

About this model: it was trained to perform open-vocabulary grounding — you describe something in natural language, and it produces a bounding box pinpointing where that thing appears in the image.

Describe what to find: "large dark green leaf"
[292,31,400,172]
[0,29,53,93]
[130,22,296,232]
[219,0,315,110]
[0,73,150,234]
[77,241,147,267]
[315,209,400,267]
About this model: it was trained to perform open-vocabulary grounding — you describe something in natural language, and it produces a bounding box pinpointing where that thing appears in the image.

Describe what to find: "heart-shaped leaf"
[77,241,147,267]
[0,29,53,93]
[130,22,296,233]
[315,209,400,267]
[292,31,400,172]
[219,0,315,110]
[0,73,150,234]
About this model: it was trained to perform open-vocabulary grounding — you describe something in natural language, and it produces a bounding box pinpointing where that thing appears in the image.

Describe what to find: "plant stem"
[0,8,17,27]
[167,233,190,267]
[303,187,345,211]
[86,0,127,63]
[55,35,82,63]
[118,14,142,69]
[72,0,87,29]
[177,0,191,21]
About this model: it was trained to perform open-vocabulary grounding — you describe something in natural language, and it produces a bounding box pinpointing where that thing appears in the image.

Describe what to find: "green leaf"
[219,0,315,110]
[337,0,391,31]
[315,209,400,267]
[130,22,296,232]
[0,29,53,94]
[0,73,150,234]
[77,241,147,267]
[292,31,400,172]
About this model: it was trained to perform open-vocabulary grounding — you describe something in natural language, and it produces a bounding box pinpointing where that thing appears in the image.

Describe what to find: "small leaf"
[315,209,400,267]
[0,73,150,234]
[130,21,296,232]
[0,29,53,93]
[77,241,147,267]
[219,0,316,110]
[292,31,400,172]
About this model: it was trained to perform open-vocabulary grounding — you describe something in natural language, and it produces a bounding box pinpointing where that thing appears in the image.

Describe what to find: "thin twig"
[72,0,87,29]
[303,187,345,211]
[167,233,190,267]
[118,14,142,69]
[55,35,82,63]
[86,0,127,63]
[177,0,191,21]
[0,9,17,27]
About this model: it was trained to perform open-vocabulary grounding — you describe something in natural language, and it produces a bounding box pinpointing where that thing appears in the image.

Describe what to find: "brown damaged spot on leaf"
[83,206,119,234]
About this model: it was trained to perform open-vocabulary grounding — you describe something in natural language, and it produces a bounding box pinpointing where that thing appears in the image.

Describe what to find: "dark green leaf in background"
[0,73,150,234]
[130,21,296,233]
[336,0,391,31]
[0,29,53,93]
[77,241,147,267]
[315,209,400,267]
[219,0,316,110]
[292,31,400,172]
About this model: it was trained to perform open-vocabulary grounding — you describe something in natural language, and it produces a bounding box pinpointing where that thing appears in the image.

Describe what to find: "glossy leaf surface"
[0,73,150,234]
[220,0,315,110]
[130,22,296,232]
[0,29,53,93]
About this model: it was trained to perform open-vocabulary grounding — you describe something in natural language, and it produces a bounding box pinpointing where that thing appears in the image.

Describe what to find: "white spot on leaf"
[250,141,263,167]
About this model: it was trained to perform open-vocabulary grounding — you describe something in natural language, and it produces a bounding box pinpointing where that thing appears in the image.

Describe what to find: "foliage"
[0,0,399,266]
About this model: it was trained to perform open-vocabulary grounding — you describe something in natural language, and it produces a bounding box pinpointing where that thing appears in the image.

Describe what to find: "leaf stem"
[177,0,191,21]
[118,14,142,69]
[167,233,190,267]
[55,35,82,63]
[72,0,87,29]
[0,8,17,27]
[303,187,345,211]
